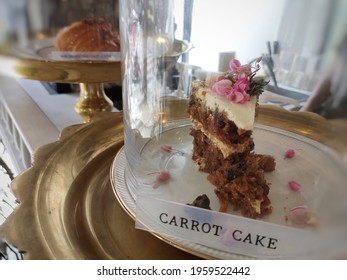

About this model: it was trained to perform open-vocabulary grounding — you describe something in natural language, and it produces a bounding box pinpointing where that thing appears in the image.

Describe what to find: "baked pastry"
[55,17,120,52]
[187,58,275,218]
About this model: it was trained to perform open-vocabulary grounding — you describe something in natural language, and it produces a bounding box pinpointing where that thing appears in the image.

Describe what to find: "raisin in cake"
[187,58,275,218]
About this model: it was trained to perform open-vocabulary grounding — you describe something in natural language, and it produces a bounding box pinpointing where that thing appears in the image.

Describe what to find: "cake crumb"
[188,194,212,210]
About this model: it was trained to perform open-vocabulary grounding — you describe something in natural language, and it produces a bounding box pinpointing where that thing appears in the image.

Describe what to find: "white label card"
[135,195,341,259]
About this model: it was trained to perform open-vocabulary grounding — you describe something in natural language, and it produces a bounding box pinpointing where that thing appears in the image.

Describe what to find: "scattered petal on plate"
[288,180,301,191]
[156,170,171,182]
[160,144,173,153]
[288,205,317,226]
[284,148,295,159]
[147,170,171,188]
[160,144,185,156]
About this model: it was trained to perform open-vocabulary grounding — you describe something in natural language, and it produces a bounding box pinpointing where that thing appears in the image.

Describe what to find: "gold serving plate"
[0,112,199,259]
[0,107,346,259]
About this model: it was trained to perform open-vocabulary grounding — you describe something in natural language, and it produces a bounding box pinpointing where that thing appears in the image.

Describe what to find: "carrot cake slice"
[187,58,275,218]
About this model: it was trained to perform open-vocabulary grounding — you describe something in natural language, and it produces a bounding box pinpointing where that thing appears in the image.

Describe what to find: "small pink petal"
[160,144,185,156]
[227,90,249,104]
[233,91,245,103]
[160,144,172,153]
[288,180,301,191]
[288,205,310,225]
[284,148,295,158]
[233,77,250,92]
[229,59,241,72]
[212,79,233,96]
[156,170,171,182]
[236,64,252,77]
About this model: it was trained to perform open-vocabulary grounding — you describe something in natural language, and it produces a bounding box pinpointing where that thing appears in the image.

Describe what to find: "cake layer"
[190,128,251,177]
[188,91,254,157]
[190,128,274,218]
[191,119,253,157]
[191,82,257,131]
[213,153,274,218]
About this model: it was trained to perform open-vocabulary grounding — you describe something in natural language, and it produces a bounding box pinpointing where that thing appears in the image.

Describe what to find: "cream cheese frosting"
[195,87,257,131]
[191,119,250,158]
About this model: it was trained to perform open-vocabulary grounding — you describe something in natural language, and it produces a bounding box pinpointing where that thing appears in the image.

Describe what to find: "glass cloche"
[114,0,347,259]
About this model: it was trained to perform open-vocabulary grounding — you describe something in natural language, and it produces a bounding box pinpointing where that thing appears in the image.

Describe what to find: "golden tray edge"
[0,112,199,259]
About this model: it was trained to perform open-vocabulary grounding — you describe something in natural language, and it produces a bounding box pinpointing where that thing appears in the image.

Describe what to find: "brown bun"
[55,17,120,52]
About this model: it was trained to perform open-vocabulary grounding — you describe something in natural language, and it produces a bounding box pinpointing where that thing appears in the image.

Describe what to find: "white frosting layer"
[192,119,250,157]
[195,87,256,130]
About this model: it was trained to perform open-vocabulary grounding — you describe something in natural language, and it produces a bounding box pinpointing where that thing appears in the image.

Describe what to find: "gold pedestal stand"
[0,38,192,123]
[75,83,113,123]
[0,50,121,123]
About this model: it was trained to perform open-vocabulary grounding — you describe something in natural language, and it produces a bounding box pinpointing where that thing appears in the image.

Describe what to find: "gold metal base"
[75,83,113,122]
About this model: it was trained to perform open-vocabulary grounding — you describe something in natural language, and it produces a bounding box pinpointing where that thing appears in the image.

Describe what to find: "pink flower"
[212,79,233,96]
[229,59,241,72]
[233,77,250,92]
[211,58,262,104]
[229,59,252,77]
[284,149,295,159]
[227,89,250,104]
[288,180,301,191]
[237,65,252,78]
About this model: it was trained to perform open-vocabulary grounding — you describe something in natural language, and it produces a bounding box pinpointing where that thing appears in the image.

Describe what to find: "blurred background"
[0,0,345,87]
